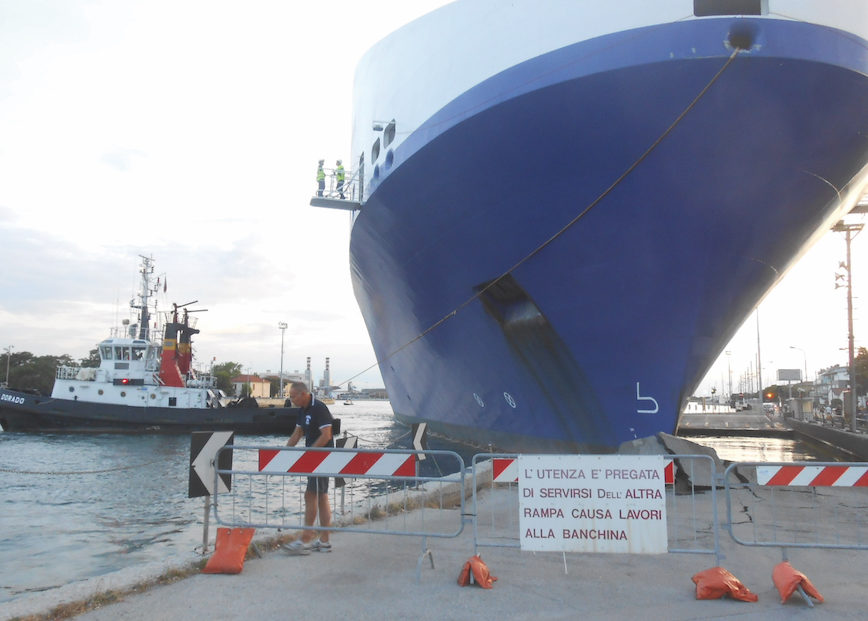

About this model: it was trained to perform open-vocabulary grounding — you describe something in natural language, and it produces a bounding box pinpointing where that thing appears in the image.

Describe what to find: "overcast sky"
[0,1,865,395]
[0,0,452,388]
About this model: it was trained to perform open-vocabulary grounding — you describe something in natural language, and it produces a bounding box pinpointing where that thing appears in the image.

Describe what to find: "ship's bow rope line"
[0,458,164,476]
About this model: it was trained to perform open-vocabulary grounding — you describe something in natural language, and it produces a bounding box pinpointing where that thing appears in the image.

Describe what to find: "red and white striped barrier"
[664,460,674,484]
[492,458,518,482]
[490,457,675,485]
[258,449,416,477]
[757,465,868,487]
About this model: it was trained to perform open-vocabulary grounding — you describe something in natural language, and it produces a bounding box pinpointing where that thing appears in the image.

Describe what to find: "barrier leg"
[202,495,210,554]
[796,585,815,608]
[416,536,434,583]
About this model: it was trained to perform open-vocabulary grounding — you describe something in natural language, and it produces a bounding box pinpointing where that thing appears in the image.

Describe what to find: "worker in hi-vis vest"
[316,159,325,197]
[336,160,345,199]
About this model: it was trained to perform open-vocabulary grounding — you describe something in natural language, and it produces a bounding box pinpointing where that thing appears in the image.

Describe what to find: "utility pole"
[833,221,862,432]
[726,351,732,401]
[789,345,810,415]
[756,311,762,402]
[278,322,288,399]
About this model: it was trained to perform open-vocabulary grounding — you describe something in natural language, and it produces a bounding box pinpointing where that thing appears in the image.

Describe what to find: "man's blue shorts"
[307,476,329,494]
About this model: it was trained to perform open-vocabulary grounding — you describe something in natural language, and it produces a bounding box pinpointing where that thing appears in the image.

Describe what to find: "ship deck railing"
[56,366,94,380]
[55,365,163,383]
[186,374,218,389]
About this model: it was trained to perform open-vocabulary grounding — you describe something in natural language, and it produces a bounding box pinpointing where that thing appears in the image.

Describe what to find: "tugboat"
[0,256,296,434]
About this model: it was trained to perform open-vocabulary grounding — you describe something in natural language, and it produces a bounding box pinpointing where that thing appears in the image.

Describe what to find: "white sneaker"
[311,539,332,553]
[282,540,311,556]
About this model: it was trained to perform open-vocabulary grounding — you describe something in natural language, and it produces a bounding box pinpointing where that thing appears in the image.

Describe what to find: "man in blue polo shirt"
[283,381,335,555]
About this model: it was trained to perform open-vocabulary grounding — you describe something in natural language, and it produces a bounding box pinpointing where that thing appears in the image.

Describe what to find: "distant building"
[335,387,389,400]
[816,365,849,406]
[362,388,389,399]
[263,371,306,398]
[230,374,270,398]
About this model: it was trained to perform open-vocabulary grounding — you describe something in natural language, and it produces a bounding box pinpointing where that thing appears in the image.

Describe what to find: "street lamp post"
[278,322,288,399]
[789,345,808,384]
[789,345,810,421]
[3,345,12,388]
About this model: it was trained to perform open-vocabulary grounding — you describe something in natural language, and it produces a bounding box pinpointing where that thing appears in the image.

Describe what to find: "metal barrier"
[665,454,721,563]
[211,445,467,580]
[206,449,868,582]
[724,460,868,556]
[470,453,520,553]
[470,453,721,565]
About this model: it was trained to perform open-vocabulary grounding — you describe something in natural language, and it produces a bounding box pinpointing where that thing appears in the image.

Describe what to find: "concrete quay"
[677,411,791,436]
[785,418,868,460]
[677,410,868,460]
[54,484,868,621]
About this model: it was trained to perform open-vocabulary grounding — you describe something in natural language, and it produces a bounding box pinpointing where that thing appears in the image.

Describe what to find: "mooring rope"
[339,428,411,446]
[0,458,164,476]
[336,47,742,389]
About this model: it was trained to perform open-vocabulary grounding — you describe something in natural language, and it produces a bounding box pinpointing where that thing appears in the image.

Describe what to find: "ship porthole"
[473,393,485,408]
[120,391,126,397]
[98,389,104,395]
[150,394,156,399]
[503,392,516,408]
[68,386,74,393]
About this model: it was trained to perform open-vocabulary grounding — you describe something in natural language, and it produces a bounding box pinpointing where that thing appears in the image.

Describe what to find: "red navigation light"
[121,378,130,385]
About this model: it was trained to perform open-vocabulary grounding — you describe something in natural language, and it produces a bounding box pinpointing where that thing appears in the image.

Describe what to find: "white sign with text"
[518,454,667,554]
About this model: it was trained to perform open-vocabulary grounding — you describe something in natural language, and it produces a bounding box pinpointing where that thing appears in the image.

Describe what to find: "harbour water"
[0,400,472,607]
[0,400,849,608]
[686,433,851,463]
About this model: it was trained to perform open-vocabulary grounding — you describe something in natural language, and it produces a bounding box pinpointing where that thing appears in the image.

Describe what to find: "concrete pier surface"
[678,411,790,435]
[34,485,867,621]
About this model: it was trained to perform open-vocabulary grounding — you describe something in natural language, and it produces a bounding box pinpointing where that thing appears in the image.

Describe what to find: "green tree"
[212,361,242,395]
[80,348,101,368]
[7,352,75,395]
[853,347,868,395]
[854,347,868,398]
[4,351,32,388]
[761,384,782,403]
[267,376,282,399]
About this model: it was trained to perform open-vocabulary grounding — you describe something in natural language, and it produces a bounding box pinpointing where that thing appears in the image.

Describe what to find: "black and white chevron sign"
[188,431,234,498]
[412,422,428,461]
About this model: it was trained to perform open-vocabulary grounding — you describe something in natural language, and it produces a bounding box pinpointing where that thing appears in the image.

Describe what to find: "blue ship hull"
[350,18,868,452]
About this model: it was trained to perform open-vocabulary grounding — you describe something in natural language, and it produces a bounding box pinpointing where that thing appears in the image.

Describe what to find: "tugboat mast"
[132,255,159,341]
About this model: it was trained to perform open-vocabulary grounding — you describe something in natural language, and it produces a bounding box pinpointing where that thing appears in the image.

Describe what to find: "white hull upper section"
[351,0,868,202]
[50,336,219,409]
[52,377,212,409]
